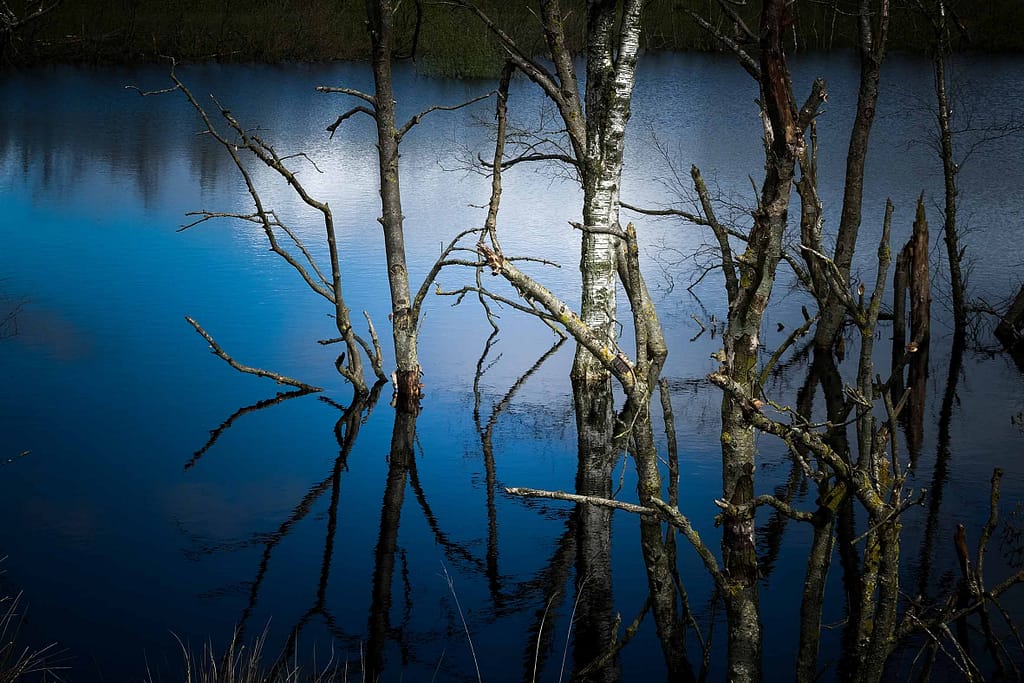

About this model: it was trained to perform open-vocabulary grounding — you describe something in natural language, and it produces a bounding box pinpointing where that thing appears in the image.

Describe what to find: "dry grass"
[162,628,351,683]
[0,593,62,683]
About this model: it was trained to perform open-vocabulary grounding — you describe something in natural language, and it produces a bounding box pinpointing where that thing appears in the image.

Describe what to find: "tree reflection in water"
[175,336,633,680]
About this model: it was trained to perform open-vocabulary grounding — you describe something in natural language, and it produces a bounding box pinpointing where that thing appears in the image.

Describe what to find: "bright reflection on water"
[0,55,1022,681]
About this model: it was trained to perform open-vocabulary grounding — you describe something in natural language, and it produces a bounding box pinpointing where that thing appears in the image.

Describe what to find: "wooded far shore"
[3,0,1022,74]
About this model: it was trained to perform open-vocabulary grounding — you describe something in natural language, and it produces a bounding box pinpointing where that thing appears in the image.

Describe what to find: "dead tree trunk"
[366,0,421,411]
[891,247,909,388]
[714,3,825,679]
[319,0,491,408]
[906,197,931,456]
[813,0,890,351]
[931,0,968,343]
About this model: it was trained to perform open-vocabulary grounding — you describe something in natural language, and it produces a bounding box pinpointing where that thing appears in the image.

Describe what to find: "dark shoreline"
[3,0,1022,74]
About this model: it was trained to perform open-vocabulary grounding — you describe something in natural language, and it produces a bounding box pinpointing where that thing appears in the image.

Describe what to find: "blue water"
[1,55,1023,681]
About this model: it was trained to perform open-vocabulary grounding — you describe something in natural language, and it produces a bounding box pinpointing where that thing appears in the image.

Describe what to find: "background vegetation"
[3,0,1023,71]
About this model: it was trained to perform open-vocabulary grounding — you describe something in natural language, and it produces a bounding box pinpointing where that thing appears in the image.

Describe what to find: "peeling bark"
[573,0,644,387]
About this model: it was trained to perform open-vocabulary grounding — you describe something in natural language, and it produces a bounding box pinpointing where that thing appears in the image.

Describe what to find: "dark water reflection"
[1,55,1023,680]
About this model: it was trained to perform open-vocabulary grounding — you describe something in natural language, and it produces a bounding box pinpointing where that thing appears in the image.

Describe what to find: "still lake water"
[1,53,1023,680]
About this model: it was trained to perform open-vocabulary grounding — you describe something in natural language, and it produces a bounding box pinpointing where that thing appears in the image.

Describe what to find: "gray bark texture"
[367,0,422,411]
[706,0,834,677]
[715,2,824,678]
[813,0,890,350]
[931,0,968,342]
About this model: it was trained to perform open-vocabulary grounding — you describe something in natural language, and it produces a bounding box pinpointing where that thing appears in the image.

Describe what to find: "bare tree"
[138,32,490,400]
[614,1,1024,679]
[132,67,385,395]
[906,0,1024,345]
[451,0,655,390]
[318,0,491,412]
[919,0,968,343]
[809,0,891,351]
[705,2,825,677]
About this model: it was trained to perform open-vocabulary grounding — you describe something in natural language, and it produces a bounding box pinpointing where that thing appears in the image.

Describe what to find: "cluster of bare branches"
[132,31,497,408]
[126,0,1024,679]
[438,0,1024,680]
[0,0,59,62]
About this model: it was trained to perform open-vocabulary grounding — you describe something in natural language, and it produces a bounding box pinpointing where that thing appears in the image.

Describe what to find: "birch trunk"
[572,0,643,385]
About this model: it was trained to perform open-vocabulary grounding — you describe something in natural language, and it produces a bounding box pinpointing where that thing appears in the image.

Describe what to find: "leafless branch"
[314,86,376,105]
[324,106,375,138]
[692,165,740,302]
[684,7,760,80]
[758,312,818,387]
[396,90,495,142]
[411,227,487,319]
[569,221,628,240]
[435,283,561,327]
[362,311,387,381]
[185,316,323,392]
[504,486,655,516]
[0,0,60,34]
[479,151,581,172]
[443,0,564,110]
[135,66,375,393]
[476,243,638,395]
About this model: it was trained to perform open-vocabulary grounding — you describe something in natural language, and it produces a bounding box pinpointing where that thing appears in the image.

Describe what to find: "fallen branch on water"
[505,486,728,590]
[185,316,323,392]
[504,487,656,516]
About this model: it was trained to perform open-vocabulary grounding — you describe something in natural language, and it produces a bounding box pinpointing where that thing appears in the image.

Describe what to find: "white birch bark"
[573,0,644,383]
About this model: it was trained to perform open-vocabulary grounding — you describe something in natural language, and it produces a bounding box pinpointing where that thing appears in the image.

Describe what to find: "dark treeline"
[2,0,1023,71]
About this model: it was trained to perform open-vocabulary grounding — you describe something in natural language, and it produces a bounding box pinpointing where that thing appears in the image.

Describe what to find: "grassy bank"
[4,0,1023,73]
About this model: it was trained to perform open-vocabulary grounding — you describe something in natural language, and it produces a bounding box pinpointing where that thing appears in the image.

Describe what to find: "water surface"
[1,55,1022,681]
